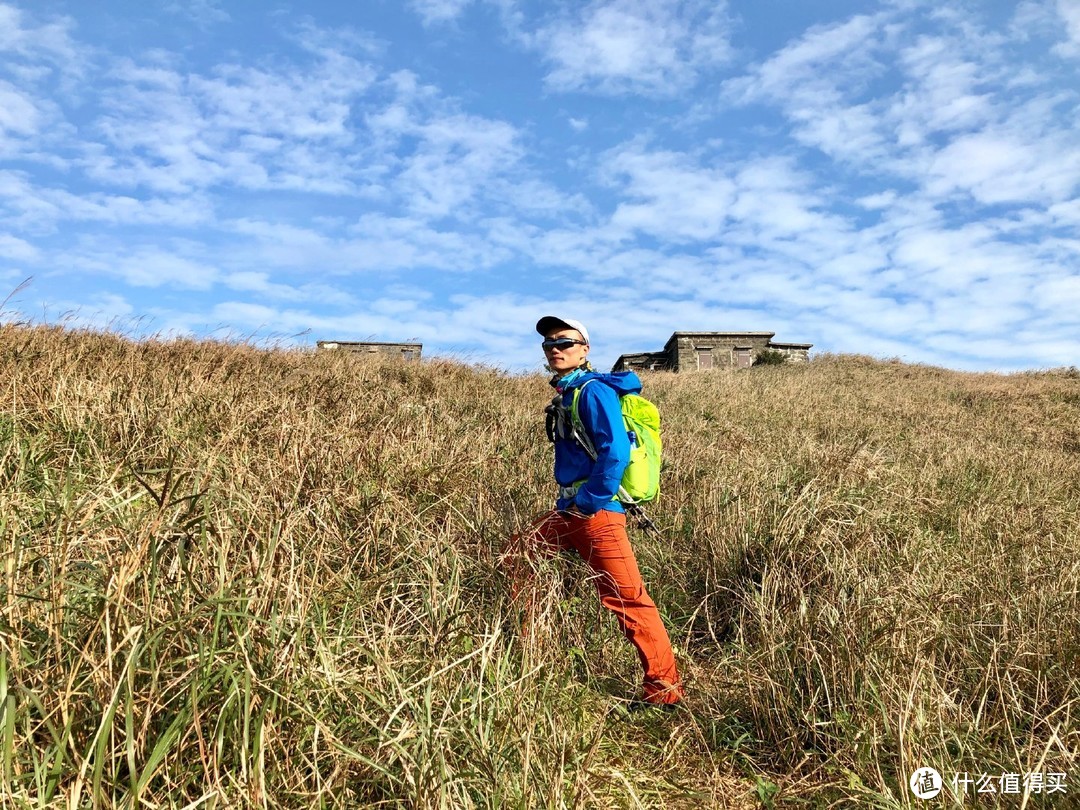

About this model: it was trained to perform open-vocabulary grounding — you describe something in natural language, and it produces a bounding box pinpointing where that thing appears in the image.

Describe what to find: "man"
[521,314,683,707]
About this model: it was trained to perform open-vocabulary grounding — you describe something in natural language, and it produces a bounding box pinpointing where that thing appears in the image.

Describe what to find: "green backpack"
[570,380,662,503]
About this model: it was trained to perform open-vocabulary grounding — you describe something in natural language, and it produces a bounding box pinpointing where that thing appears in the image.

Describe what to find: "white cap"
[536,316,589,345]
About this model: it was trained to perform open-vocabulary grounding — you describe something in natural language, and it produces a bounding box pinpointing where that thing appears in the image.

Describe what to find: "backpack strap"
[545,385,597,459]
[569,380,598,460]
[545,392,566,444]
[567,380,638,505]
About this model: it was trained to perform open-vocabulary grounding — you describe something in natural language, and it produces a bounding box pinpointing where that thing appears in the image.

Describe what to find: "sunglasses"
[541,337,587,351]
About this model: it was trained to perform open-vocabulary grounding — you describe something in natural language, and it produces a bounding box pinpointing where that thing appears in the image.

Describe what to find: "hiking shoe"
[642,678,684,705]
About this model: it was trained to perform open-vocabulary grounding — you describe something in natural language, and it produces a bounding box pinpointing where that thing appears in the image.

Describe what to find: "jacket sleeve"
[574,381,630,513]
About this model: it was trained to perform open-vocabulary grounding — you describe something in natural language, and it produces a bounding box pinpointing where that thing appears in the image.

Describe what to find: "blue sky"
[1,0,1079,373]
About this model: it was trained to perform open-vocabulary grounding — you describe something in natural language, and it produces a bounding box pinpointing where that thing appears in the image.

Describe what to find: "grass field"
[1,323,1078,808]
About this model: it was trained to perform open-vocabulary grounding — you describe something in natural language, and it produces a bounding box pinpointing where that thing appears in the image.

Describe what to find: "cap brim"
[536,316,573,335]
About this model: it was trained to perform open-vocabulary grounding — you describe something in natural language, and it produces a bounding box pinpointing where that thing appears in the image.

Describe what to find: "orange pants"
[510,509,683,705]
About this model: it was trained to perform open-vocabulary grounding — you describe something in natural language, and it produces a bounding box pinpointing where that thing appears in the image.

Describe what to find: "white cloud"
[363,77,584,221]
[0,3,80,67]
[604,144,737,240]
[723,13,886,106]
[0,4,83,163]
[190,61,369,140]
[210,300,282,326]
[397,113,522,218]
[891,35,995,142]
[407,0,526,40]
[58,246,221,290]
[857,190,898,209]
[1049,198,1080,228]
[0,233,38,261]
[350,214,512,270]
[721,10,1022,173]
[220,214,509,274]
[595,145,847,256]
[721,4,1080,214]
[223,271,355,306]
[409,0,475,26]
[86,43,379,194]
[722,14,897,166]
[729,157,844,240]
[79,46,550,223]
[1053,0,1080,57]
[924,130,1080,204]
[0,170,214,231]
[0,79,41,137]
[1034,274,1080,317]
[165,0,230,28]
[535,0,733,95]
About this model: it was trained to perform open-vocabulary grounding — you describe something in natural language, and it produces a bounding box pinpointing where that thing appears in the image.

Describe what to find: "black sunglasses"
[541,337,587,351]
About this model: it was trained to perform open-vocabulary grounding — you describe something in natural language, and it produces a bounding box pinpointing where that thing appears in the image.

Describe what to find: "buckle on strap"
[558,483,581,500]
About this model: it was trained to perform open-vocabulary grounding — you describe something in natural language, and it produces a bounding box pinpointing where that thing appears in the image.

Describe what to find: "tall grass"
[1,324,1077,807]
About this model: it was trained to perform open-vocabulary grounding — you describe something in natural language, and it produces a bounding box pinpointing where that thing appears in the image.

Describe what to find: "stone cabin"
[316,340,422,361]
[613,331,812,372]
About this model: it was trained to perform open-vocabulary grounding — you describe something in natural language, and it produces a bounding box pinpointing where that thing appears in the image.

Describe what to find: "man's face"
[543,327,589,374]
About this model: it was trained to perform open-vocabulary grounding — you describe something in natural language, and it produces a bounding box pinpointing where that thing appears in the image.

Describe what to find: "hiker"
[513,315,683,707]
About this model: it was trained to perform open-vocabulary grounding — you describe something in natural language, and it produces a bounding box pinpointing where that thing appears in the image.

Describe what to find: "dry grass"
[1,324,1077,808]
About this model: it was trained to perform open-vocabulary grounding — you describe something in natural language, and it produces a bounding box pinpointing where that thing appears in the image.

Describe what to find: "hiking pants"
[511,509,683,704]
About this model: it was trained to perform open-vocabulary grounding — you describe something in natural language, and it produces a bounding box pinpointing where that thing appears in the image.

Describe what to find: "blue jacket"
[551,369,641,514]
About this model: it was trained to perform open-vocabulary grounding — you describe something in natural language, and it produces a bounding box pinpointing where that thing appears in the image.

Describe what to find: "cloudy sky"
[2,1,1079,372]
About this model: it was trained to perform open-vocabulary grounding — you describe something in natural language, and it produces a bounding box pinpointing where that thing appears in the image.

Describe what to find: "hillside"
[1,324,1077,808]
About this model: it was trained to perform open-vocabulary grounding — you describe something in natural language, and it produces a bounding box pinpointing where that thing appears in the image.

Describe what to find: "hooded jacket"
[550,369,641,514]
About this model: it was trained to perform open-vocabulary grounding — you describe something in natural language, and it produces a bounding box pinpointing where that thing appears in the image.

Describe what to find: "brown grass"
[1,324,1077,808]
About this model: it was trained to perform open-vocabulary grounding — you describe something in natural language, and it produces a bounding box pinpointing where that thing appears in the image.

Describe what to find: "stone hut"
[613,331,811,372]
[317,340,422,361]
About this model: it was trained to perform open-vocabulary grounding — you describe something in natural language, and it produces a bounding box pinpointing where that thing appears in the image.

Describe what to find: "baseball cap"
[535,316,589,345]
